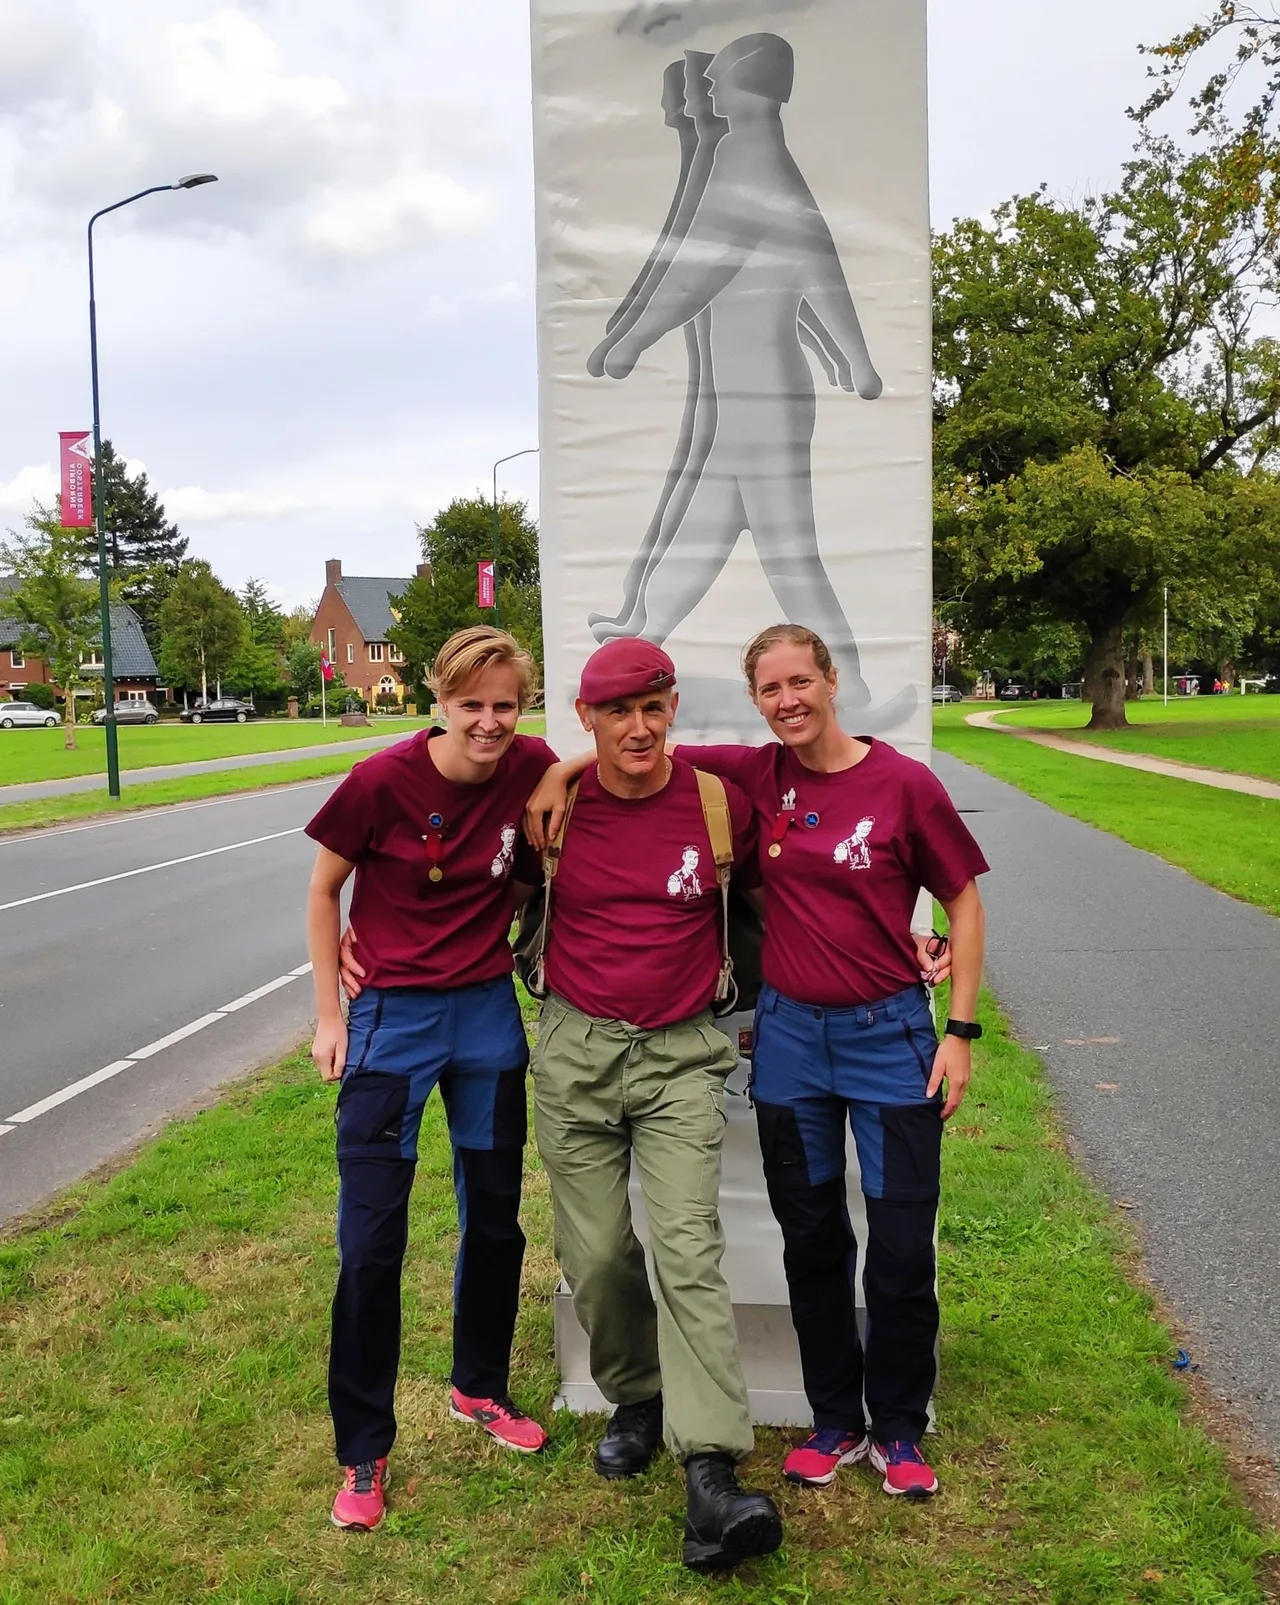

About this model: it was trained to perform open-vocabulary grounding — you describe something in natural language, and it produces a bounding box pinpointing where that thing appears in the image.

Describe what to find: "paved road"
[0,728,415,805]
[0,776,348,1221]
[938,751,1280,1462]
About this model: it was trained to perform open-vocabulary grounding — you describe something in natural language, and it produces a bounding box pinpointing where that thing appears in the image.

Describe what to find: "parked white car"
[0,700,59,729]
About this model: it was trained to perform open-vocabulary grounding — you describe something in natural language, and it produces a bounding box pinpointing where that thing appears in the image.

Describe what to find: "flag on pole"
[59,432,94,528]
[320,652,335,682]
[477,560,496,609]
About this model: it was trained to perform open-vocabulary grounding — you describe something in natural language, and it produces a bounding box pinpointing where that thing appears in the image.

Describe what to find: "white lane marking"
[127,1012,225,1060]
[219,975,297,1013]
[4,965,311,1127]
[8,1061,136,1123]
[0,778,340,847]
[290,962,314,977]
[0,828,305,912]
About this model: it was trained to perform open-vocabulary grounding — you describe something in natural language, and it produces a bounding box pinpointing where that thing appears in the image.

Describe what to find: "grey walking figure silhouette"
[588,32,885,710]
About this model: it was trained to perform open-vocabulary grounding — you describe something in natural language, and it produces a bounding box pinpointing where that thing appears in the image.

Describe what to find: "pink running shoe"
[331,1457,389,1530]
[870,1439,939,1498]
[449,1388,549,1453]
[783,1428,871,1487]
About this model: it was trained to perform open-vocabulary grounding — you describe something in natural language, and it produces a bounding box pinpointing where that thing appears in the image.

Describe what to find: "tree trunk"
[1125,649,1143,701]
[1085,621,1129,729]
[1142,653,1155,695]
[200,647,208,706]
[63,682,78,751]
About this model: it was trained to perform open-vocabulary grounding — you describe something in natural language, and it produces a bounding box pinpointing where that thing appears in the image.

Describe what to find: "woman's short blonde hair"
[427,627,539,710]
[742,623,834,691]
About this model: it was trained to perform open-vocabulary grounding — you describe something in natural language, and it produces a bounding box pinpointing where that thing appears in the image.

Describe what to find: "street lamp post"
[491,448,539,631]
[88,173,217,798]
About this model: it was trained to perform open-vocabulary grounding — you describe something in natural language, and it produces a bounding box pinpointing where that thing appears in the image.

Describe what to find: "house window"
[368,642,385,663]
[378,675,397,698]
[82,650,103,667]
[346,642,354,664]
[327,628,337,660]
[9,649,23,669]
[388,644,404,664]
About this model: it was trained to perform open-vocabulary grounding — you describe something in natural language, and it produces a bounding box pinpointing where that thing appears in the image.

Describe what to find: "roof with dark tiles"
[0,578,158,677]
[334,575,413,643]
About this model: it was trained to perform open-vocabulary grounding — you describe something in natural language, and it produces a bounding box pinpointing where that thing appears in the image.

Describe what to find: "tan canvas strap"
[694,769,736,1005]
[531,781,579,991]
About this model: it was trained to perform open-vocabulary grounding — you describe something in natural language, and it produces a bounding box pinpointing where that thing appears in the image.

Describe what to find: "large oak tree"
[934,132,1280,727]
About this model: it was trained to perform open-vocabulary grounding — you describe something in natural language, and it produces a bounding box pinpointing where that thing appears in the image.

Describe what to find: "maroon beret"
[578,638,677,704]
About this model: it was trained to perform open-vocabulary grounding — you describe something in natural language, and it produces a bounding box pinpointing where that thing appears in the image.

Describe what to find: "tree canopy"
[389,495,543,700]
[1,506,110,748]
[158,560,246,704]
[934,130,1280,725]
[75,442,188,641]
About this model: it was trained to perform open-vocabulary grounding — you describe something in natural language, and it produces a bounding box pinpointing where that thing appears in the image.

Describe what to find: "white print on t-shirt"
[833,817,875,871]
[781,788,797,811]
[491,823,517,879]
[666,846,703,900]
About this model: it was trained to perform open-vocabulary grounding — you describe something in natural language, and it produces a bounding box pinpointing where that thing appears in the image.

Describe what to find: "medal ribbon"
[768,812,794,858]
[423,830,445,882]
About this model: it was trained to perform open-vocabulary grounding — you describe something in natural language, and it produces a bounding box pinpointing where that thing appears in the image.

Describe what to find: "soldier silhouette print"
[588,32,907,723]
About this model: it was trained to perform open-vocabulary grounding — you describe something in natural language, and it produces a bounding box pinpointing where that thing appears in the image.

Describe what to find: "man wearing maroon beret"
[531,638,783,1574]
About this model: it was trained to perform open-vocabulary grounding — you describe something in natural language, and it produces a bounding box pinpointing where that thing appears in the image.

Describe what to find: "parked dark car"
[931,684,964,704]
[180,699,257,724]
[93,699,158,726]
[998,682,1028,700]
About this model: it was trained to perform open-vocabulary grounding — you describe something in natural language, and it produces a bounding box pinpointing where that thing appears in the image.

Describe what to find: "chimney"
[416,562,432,579]
[325,559,342,587]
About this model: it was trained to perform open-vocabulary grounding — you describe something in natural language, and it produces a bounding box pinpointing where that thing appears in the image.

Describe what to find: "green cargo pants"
[532,993,754,1465]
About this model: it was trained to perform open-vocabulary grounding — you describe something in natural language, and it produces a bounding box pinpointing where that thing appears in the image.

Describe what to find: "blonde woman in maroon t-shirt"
[306,628,556,1533]
[528,623,988,1502]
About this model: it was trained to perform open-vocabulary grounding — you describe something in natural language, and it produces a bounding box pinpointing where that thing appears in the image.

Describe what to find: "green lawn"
[983,694,1280,784]
[933,706,1280,917]
[0,994,1272,1604]
[0,718,435,788]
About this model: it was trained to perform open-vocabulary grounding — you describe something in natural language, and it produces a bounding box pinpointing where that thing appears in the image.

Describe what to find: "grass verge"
[934,709,1280,918]
[0,719,436,788]
[981,696,1280,785]
[0,996,1273,1603]
[0,717,550,836]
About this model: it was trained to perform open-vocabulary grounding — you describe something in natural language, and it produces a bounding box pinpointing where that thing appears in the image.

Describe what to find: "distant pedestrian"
[305,627,555,1533]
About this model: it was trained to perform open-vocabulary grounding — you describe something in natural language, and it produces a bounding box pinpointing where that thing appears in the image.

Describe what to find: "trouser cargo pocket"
[336,1072,411,1160]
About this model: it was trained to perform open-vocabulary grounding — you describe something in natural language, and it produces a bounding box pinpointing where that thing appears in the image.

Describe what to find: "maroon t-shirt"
[305,729,556,989]
[544,759,758,1030]
[678,739,989,1008]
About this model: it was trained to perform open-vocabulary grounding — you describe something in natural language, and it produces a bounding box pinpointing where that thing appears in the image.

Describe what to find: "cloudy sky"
[0,0,1192,607]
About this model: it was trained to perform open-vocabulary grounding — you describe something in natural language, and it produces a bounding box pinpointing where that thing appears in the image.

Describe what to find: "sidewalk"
[0,730,414,806]
[965,708,1280,800]
[938,750,1280,1463]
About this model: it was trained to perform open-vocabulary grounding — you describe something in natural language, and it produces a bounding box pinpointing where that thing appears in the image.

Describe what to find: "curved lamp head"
[174,174,218,189]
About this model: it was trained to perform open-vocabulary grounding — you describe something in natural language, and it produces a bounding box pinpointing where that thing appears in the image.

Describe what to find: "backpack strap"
[694,769,737,1010]
[529,781,579,995]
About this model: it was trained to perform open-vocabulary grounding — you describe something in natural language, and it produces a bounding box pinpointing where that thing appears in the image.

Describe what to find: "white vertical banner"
[531,0,931,762]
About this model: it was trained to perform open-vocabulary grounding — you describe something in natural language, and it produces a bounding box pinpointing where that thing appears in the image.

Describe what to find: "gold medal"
[768,843,782,859]
[429,867,443,883]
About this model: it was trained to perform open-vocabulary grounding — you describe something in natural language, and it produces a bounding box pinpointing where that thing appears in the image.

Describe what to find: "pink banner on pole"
[477,559,496,608]
[59,432,94,528]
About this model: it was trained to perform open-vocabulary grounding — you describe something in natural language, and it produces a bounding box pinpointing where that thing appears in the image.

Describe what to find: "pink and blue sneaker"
[331,1457,389,1530]
[870,1438,939,1498]
[783,1427,871,1487]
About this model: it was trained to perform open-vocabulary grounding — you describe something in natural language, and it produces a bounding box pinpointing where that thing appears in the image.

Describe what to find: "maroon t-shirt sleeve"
[903,764,990,901]
[304,762,378,863]
[726,778,762,890]
[676,743,760,791]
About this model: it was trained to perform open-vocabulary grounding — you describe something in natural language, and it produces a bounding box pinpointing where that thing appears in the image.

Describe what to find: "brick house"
[0,577,162,703]
[310,558,429,705]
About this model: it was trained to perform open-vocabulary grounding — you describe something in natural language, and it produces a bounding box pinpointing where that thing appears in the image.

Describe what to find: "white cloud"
[0,464,58,520]
[1,6,501,265]
[160,486,308,524]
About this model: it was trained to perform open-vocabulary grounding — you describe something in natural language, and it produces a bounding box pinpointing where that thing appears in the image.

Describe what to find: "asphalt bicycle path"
[0,727,417,806]
[937,750,1280,1465]
[965,708,1280,801]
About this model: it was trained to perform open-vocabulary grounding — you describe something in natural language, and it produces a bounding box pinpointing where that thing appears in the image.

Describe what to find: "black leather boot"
[594,1394,663,1478]
[683,1452,783,1573]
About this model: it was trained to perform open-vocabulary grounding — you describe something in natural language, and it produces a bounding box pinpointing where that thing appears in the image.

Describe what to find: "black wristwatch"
[945,1018,983,1041]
